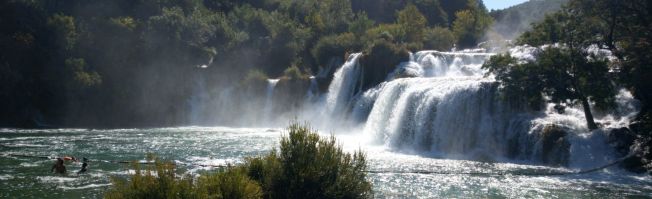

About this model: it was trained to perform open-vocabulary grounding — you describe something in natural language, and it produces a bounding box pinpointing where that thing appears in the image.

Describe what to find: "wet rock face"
[541,125,570,167]
[274,77,311,111]
[606,127,652,174]
[607,127,637,156]
[316,57,344,93]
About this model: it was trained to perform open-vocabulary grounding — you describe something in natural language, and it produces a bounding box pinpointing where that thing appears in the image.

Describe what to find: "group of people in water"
[51,156,88,175]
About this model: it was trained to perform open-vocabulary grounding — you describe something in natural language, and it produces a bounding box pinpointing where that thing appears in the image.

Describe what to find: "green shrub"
[104,123,371,199]
[362,24,405,45]
[109,17,137,31]
[243,123,372,199]
[282,65,309,80]
[243,69,269,83]
[196,167,263,199]
[65,58,102,88]
[104,155,200,199]
[104,156,262,199]
[397,4,427,44]
[311,33,359,68]
[423,27,455,51]
[360,40,410,90]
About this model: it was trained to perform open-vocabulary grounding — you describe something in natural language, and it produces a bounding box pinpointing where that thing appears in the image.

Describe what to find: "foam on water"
[307,45,640,170]
[0,128,650,198]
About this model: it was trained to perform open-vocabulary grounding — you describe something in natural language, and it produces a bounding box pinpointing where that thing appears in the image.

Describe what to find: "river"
[1,127,650,198]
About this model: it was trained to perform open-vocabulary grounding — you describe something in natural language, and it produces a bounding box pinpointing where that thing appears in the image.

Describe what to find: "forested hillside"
[489,0,568,40]
[0,0,493,128]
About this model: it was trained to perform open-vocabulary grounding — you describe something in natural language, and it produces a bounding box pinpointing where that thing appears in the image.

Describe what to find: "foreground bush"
[104,123,371,199]
[104,155,201,199]
[244,123,372,199]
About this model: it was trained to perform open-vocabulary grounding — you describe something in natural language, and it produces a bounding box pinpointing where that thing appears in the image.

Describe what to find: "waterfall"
[306,76,319,101]
[321,47,638,168]
[263,79,280,124]
[197,43,638,168]
[361,77,526,156]
[388,51,491,80]
[325,53,362,118]
[188,72,209,125]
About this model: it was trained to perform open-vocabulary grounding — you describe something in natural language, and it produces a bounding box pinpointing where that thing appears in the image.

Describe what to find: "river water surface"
[1,127,651,198]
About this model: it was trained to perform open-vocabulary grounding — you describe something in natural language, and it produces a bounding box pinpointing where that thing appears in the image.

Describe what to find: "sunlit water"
[1,127,651,198]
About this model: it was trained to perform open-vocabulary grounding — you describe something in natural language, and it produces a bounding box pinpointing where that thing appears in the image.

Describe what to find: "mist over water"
[195,45,639,170]
[2,46,649,198]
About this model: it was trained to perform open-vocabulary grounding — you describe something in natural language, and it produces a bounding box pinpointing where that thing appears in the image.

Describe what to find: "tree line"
[0,0,494,127]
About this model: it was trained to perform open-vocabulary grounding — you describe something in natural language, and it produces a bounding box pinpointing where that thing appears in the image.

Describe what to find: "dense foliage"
[487,0,652,172]
[105,156,263,199]
[483,47,614,130]
[0,0,493,128]
[515,0,652,129]
[104,123,371,199]
[244,123,371,198]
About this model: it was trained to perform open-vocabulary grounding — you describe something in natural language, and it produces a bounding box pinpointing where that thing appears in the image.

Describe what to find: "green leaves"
[48,13,77,51]
[397,4,427,44]
[484,47,616,129]
[105,123,371,199]
[65,58,101,88]
[452,0,493,48]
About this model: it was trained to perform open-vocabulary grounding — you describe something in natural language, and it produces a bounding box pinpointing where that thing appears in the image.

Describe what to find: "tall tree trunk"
[581,97,598,130]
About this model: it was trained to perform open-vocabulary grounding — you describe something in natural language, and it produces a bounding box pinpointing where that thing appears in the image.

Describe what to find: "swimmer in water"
[51,158,66,174]
[77,157,88,174]
[63,156,78,162]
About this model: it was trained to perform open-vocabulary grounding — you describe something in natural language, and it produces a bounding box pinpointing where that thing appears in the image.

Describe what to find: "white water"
[193,45,638,169]
[2,128,650,198]
[325,53,362,119]
[2,47,648,198]
[262,79,280,124]
[318,46,639,169]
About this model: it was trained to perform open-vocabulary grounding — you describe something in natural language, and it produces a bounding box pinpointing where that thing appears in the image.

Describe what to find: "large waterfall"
[199,46,638,168]
[318,47,638,168]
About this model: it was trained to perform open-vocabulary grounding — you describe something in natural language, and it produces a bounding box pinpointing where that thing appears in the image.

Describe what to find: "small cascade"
[263,79,280,124]
[188,72,209,125]
[325,53,362,118]
[389,51,492,79]
[306,76,319,101]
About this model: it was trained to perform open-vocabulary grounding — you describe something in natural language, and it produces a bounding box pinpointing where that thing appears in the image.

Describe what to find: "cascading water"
[188,71,210,125]
[197,45,638,169]
[333,47,638,168]
[263,79,280,124]
[306,76,319,101]
[325,53,362,119]
[389,51,491,79]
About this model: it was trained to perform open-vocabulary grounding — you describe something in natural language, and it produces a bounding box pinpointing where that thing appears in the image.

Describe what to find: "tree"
[451,0,493,48]
[414,0,448,26]
[484,47,615,130]
[516,12,566,46]
[423,27,455,51]
[397,4,427,44]
[348,12,375,36]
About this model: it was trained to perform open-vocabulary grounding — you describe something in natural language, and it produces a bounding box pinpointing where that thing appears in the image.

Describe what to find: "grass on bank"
[104,123,372,199]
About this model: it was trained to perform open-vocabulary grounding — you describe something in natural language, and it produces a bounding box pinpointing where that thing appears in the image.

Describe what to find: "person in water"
[51,158,66,174]
[63,156,78,162]
[77,157,88,174]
